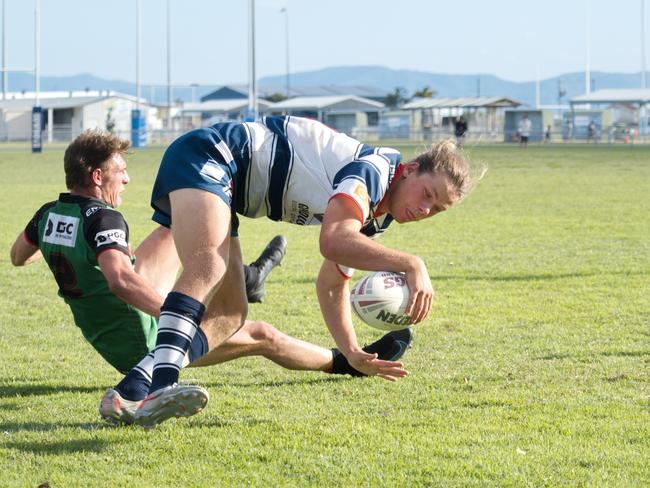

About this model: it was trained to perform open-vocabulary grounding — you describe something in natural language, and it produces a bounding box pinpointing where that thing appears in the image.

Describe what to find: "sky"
[2,0,648,86]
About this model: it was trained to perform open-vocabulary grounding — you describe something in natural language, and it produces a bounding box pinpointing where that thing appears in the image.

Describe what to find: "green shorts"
[72,303,158,374]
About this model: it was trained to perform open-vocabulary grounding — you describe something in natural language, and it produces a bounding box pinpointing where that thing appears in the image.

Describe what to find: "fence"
[1,126,648,151]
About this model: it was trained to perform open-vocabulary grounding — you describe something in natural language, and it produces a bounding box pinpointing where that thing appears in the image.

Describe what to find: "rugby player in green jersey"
[10,130,413,425]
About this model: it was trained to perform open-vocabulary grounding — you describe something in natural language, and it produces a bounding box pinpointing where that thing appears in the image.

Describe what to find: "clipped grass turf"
[0,143,648,486]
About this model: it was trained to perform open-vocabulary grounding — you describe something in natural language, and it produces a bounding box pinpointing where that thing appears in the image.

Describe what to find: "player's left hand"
[346,350,409,382]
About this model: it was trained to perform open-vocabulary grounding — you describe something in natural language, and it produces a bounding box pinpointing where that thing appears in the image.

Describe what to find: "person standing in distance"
[518,115,532,148]
[454,116,468,147]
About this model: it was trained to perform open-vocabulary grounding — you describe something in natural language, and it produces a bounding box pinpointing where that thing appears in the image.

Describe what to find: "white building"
[0,91,156,142]
[570,89,650,134]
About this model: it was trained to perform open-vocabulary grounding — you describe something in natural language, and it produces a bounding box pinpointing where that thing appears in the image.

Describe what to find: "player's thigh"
[133,226,180,296]
[169,188,232,268]
[196,236,248,348]
[168,188,232,300]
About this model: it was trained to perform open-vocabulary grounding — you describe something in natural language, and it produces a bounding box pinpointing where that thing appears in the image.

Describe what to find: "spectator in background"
[105,108,116,134]
[518,115,532,148]
[545,125,552,143]
[562,120,570,142]
[588,120,600,144]
[454,116,468,147]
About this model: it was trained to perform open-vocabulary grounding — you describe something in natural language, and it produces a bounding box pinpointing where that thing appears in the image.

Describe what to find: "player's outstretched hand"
[346,350,409,382]
[404,257,434,324]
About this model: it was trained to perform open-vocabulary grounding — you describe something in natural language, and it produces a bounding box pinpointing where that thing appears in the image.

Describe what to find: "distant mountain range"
[3,65,648,107]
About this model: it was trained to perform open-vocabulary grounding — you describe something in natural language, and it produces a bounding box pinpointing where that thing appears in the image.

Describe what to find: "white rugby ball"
[350,271,413,331]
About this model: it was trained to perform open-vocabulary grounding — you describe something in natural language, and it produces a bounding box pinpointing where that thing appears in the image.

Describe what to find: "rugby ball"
[350,271,413,331]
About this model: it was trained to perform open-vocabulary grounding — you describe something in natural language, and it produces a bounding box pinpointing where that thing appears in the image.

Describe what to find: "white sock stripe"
[154,344,187,355]
[153,347,187,367]
[160,310,200,329]
[182,353,190,368]
[131,352,155,380]
[157,326,194,343]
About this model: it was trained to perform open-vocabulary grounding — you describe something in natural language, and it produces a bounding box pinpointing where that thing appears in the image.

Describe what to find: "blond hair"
[412,140,484,201]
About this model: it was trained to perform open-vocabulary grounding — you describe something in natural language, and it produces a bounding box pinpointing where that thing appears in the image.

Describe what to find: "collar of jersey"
[373,163,404,218]
[59,192,111,207]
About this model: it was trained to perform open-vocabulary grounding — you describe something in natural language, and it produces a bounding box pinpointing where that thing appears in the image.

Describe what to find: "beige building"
[401,96,522,140]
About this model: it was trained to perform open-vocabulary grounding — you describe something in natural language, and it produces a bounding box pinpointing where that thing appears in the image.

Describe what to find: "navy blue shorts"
[151,128,240,236]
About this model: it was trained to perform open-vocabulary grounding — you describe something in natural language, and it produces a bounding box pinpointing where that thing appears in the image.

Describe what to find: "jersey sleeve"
[83,208,130,257]
[331,156,389,222]
[23,201,57,246]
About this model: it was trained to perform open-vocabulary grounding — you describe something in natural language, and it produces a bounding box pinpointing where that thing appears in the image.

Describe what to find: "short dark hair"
[63,130,130,189]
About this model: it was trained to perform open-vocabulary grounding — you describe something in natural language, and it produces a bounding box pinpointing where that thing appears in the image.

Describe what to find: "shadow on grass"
[0,402,20,411]
[461,399,513,409]
[293,270,647,284]
[536,349,647,361]
[202,376,345,389]
[3,438,108,455]
[0,421,104,433]
[599,350,648,358]
[0,383,101,398]
[430,269,648,282]
[190,416,275,429]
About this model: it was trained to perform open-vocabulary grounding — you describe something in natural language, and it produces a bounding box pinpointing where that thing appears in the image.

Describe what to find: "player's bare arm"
[10,232,42,266]
[97,248,165,318]
[316,259,407,382]
[320,195,433,323]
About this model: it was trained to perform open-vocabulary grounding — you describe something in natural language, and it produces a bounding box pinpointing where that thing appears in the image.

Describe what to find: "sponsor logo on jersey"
[95,229,127,248]
[42,213,79,247]
[353,183,369,202]
[353,183,370,215]
[85,206,100,217]
[296,202,310,225]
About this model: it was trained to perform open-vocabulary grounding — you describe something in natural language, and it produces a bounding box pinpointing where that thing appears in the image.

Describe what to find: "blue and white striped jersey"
[211,116,402,241]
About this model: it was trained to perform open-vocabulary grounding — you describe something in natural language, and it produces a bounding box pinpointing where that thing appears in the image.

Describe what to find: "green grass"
[0,144,648,487]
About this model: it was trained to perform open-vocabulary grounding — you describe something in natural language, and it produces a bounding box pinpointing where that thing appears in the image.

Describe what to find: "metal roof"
[403,96,522,109]
[570,89,650,104]
[0,91,141,110]
[270,95,385,110]
[202,84,387,101]
[180,99,272,114]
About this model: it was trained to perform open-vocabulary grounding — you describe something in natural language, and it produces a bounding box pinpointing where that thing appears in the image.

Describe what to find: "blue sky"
[3,0,648,85]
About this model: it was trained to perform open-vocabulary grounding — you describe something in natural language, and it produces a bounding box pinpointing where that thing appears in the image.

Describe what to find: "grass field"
[0,143,648,487]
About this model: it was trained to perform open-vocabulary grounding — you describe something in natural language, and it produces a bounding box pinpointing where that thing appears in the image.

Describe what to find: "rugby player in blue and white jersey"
[133,115,474,427]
